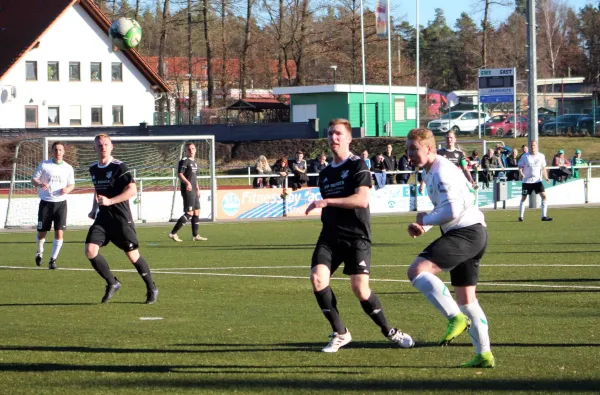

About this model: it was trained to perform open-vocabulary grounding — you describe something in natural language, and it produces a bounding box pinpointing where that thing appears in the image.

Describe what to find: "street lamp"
[329,65,337,84]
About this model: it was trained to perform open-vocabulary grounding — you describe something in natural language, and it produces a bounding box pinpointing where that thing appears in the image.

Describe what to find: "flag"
[376,0,388,38]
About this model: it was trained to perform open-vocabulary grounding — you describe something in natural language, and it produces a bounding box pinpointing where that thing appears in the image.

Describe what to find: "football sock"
[51,239,63,260]
[519,201,526,218]
[171,213,191,234]
[360,292,393,336]
[192,215,200,237]
[314,286,345,334]
[412,272,460,319]
[460,300,491,354]
[541,200,548,217]
[89,254,117,285]
[134,256,155,291]
[36,236,45,255]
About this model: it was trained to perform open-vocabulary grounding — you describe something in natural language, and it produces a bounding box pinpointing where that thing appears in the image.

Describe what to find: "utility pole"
[527,0,539,208]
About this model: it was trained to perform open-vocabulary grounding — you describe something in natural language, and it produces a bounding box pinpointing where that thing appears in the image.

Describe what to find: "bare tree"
[538,0,569,78]
[475,0,511,67]
[240,0,255,97]
[157,0,170,116]
[203,0,214,106]
[219,0,228,99]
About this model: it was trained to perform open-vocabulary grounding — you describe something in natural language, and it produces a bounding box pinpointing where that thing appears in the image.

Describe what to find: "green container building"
[272,84,425,137]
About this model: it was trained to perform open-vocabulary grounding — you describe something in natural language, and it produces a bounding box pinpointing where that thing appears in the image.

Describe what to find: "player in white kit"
[405,128,495,368]
[31,142,75,269]
[517,140,553,222]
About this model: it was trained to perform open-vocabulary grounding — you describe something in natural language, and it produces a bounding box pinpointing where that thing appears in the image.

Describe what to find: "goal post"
[5,135,216,228]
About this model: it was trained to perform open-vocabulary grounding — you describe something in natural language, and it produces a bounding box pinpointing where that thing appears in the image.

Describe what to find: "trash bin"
[493,175,508,209]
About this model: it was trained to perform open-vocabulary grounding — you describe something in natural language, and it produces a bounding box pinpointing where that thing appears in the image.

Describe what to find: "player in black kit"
[305,118,414,353]
[85,134,158,304]
[168,142,207,242]
[437,130,476,186]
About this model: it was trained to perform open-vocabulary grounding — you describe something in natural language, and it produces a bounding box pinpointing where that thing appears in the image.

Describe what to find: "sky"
[393,0,595,28]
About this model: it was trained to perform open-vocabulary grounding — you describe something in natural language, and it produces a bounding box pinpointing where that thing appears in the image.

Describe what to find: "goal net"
[5,135,216,228]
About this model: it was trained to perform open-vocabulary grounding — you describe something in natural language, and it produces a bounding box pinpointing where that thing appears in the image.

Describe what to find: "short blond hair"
[94,133,111,142]
[328,118,352,134]
[407,128,436,148]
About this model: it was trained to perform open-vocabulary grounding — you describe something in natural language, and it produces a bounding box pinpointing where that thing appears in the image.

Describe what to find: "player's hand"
[416,212,427,225]
[39,182,49,191]
[408,223,425,238]
[186,182,192,192]
[97,195,112,206]
[59,187,69,195]
[305,199,327,215]
[418,182,425,194]
[196,189,201,198]
[88,210,96,220]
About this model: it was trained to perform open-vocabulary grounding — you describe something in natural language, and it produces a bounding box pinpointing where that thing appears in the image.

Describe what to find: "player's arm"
[31,165,48,190]
[88,192,98,219]
[97,182,137,206]
[460,161,475,185]
[61,168,75,195]
[542,166,550,182]
[306,185,369,214]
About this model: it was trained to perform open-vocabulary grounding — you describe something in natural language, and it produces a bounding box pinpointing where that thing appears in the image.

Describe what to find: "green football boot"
[439,313,471,346]
[459,351,496,368]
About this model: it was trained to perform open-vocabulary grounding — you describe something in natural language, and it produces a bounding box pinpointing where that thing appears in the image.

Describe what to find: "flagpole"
[387,0,393,136]
[360,0,367,136]
[416,0,420,128]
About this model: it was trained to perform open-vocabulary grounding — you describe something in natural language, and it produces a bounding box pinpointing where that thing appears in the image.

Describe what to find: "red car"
[484,114,529,137]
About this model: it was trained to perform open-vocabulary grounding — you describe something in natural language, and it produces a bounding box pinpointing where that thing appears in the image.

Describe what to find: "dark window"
[112,105,123,124]
[48,62,59,81]
[90,62,102,81]
[111,63,122,81]
[69,62,80,81]
[91,107,103,125]
[26,61,37,80]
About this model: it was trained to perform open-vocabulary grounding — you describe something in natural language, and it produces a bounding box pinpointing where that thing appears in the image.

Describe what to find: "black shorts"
[418,224,487,287]
[311,236,371,276]
[85,216,139,252]
[37,200,67,232]
[182,191,200,212]
[522,181,545,196]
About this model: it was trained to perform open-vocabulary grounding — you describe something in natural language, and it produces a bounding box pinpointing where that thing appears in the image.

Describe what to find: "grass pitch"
[1,207,599,394]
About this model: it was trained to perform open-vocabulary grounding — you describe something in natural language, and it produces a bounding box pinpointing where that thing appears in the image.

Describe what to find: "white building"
[0,0,169,129]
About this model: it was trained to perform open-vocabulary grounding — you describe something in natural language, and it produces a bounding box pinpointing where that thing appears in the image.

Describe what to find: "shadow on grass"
[481,278,600,283]
[0,302,97,307]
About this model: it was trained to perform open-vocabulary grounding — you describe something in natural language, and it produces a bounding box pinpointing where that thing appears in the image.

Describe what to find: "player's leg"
[85,223,120,303]
[311,242,349,352]
[454,286,494,368]
[35,201,51,266]
[539,186,552,221]
[48,201,67,269]
[345,239,413,347]
[169,211,191,242]
[518,186,529,221]
[125,248,158,304]
[191,197,207,241]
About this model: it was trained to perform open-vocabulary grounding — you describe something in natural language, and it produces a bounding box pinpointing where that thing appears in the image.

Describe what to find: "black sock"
[360,292,393,336]
[192,215,200,237]
[134,256,155,291]
[89,254,116,285]
[314,286,345,334]
[171,214,191,234]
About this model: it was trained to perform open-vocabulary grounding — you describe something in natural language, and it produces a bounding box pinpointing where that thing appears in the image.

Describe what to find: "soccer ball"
[109,17,142,50]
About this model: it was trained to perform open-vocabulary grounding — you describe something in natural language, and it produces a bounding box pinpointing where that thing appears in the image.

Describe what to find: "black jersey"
[437,148,466,168]
[318,154,372,241]
[178,157,198,191]
[90,159,134,222]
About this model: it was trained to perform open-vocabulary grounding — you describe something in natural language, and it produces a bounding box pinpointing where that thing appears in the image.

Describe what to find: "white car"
[427,111,490,135]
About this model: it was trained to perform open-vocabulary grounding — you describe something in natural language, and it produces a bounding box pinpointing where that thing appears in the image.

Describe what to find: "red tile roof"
[0,0,169,92]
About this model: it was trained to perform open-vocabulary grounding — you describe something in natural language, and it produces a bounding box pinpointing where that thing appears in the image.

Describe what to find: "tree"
[579,4,600,82]
[454,13,481,88]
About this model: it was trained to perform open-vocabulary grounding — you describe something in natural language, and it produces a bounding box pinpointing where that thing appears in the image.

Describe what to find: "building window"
[91,106,103,125]
[48,61,59,81]
[69,62,80,81]
[48,106,60,125]
[91,62,102,81]
[25,106,38,128]
[394,98,405,122]
[26,61,37,80]
[112,105,123,124]
[111,63,122,81]
[69,105,81,126]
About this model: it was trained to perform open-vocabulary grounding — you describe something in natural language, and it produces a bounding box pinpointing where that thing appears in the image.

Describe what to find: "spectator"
[252,155,271,189]
[270,156,290,188]
[361,150,372,170]
[469,150,481,183]
[506,149,520,181]
[551,149,571,184]
[518,144,528,161]
[372,153,388,189]
[383,144,397,184]
[291,151,309,191]
[481,148,503,189]
[495,144,512,168]
[570,149,587,179]
[396,152,412,184]
[308,153,328,187]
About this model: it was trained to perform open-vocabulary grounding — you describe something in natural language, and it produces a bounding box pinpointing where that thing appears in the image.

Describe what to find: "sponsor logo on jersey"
[341,170,349,179]
[106,171,112,179]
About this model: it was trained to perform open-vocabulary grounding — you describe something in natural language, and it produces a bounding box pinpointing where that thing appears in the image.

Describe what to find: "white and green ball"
[109,17,142,50]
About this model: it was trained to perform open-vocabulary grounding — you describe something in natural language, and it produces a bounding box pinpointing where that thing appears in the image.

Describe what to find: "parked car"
[576,116,600,134]
[427,111,490,135]
[483,114,528,137]
[537,114,555,132]
[541,114,586,135]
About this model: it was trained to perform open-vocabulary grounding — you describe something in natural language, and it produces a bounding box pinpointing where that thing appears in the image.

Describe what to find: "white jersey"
[422,155,486,233]
[32,160,75,202]
[518,152,546,184]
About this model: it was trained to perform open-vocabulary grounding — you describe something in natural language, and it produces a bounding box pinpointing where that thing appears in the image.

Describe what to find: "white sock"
[460,300,491,354]
[412,272,460,319]
[51,239,63,260]
[519,201,525,218]
[36,237,45,255]
[541,200,548,217]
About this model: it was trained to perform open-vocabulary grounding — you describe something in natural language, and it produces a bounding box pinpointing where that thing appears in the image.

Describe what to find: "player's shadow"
[487,250,600,254]
[0,241,83,244]
[0,302,96,307]
[150,243,314,251]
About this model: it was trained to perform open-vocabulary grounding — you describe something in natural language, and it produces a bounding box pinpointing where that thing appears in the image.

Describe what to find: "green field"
[1,208,599,394]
